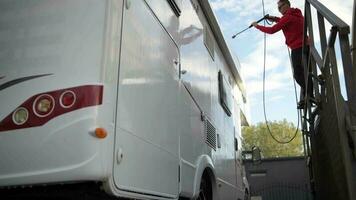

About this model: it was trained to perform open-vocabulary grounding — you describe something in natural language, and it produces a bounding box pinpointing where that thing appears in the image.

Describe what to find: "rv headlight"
[12,107,29,125]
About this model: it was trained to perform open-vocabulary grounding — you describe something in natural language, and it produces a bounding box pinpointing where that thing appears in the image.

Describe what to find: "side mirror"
[252,146,262,164]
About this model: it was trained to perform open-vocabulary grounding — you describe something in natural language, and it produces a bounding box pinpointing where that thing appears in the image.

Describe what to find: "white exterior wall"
[0,0,120,186]
[145,0,249,199]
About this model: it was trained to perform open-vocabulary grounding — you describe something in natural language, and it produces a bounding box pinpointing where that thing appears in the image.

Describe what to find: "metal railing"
[302,0,356,199]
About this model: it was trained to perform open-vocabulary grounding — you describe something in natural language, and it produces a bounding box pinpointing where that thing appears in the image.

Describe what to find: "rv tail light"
[12,107,29,125]
[95,128,107,139]
[0,85,103,132]
[60,90,76,108]
[33,94,55,117]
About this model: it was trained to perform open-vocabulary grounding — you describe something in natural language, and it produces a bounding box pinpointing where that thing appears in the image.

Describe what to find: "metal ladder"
[301,0,356,199]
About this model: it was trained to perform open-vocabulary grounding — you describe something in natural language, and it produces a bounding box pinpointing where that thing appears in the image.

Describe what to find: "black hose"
[261,0,300,144]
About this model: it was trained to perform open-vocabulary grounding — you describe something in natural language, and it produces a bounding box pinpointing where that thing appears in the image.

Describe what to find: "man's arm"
[267,15,281,22]
[253,16,289,34]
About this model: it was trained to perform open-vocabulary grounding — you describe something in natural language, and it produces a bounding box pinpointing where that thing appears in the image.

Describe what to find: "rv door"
[114,0,180,198]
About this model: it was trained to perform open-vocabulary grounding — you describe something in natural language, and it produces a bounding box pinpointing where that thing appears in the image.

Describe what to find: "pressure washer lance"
[232,14,270,39]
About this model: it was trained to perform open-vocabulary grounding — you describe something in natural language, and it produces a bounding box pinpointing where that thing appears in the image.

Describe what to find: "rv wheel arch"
[193,155,217,200]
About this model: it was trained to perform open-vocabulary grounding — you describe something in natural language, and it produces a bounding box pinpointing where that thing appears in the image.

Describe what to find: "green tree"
[242,119,304,158]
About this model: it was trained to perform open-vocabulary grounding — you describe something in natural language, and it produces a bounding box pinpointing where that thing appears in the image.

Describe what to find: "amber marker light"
[95,128,107,139]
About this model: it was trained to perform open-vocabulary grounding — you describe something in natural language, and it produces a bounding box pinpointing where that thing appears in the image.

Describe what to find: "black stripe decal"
[0,76,5,80]
[0,74,53,91]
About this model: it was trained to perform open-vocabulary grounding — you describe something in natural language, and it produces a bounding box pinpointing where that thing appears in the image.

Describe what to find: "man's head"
[278,0,291,14]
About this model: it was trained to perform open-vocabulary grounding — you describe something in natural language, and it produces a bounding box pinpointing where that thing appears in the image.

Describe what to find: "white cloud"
[319,0,353,25]
[269,95,285,102]
[239,29,295,96]
[245,66,295,95]
[211,0,263,14]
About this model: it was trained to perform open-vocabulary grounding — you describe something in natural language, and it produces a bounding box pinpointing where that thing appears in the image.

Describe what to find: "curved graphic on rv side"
[0,74,53,91]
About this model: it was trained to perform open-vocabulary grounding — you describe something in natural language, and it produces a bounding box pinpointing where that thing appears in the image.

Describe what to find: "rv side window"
[218,71,232,116]
[168,0,182,17]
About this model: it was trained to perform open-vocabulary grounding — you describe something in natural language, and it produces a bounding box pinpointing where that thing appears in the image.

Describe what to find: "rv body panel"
[0,0,118,186]
[113,0,179,198]
[178,0,241,198]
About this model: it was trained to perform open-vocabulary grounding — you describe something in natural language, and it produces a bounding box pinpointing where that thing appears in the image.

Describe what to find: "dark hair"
[278,0,291,6]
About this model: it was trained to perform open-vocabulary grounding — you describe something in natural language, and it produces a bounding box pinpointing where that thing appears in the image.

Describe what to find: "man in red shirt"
[251,0,311,108]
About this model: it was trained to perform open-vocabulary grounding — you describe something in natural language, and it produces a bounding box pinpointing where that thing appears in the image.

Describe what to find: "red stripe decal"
[0,85,103,132]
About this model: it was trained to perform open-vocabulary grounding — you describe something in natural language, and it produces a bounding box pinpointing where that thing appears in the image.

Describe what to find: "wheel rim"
[198,177,212,200]
[197,189,207,200]
[244,191,249,200]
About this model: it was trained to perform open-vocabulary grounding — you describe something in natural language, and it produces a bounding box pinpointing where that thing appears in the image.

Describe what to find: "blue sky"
[209,0,354,125]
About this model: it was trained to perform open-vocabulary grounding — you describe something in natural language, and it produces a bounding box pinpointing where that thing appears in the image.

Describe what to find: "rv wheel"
[244,190,250,200]
[197,176,212,200]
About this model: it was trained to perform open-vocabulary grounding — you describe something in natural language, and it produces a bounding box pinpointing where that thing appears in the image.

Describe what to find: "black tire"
[244,190,250,200]
[197,176,212,200]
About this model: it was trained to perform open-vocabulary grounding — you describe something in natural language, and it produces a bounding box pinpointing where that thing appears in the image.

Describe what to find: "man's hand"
[251,22,258,27]
[266,15,277,23]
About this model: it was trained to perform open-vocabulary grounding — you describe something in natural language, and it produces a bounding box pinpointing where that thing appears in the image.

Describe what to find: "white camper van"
[0,0,250,199]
